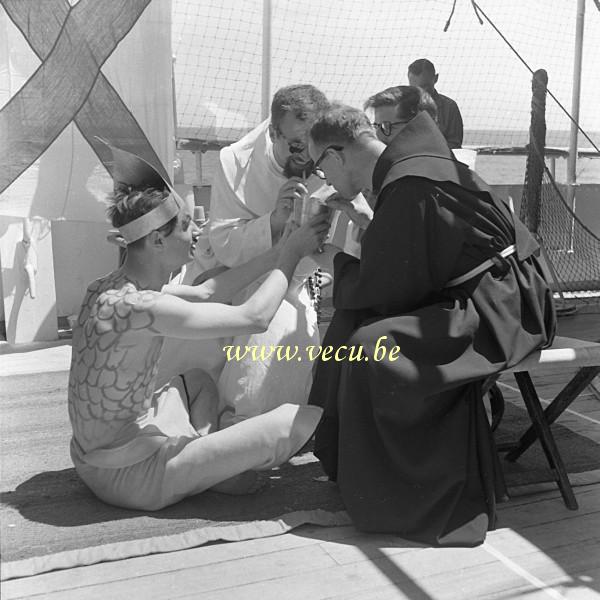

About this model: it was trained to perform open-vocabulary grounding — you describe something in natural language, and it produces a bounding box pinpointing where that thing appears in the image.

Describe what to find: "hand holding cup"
[283,211,331,259]
[271,177,308,238]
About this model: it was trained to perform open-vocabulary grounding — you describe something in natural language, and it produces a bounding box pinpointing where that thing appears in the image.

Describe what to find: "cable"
[443,0,458,32]
[471,1,600,153]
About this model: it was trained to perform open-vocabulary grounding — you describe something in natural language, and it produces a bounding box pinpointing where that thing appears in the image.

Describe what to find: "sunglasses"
[276,129,306,154]
[373,120,410,137]
[312,145,344,180]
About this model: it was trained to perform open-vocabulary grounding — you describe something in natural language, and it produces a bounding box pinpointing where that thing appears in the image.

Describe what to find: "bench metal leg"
[506,366,600,461]
[508,371,578,510]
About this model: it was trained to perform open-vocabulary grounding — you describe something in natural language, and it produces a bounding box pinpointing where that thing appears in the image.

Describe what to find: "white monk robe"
[209,119,342,426]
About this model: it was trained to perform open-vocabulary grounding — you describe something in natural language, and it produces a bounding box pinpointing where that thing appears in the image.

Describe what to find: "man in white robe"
[209,85,344,426]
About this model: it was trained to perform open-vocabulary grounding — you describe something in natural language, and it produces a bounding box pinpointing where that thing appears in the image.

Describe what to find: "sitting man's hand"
[192,265,230,286]
[325,192,373,230]
[283,212,331,260]
[270,177,308,241]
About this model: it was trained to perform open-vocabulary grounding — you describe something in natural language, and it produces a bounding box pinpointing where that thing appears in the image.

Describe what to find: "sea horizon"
[177,128,600,187]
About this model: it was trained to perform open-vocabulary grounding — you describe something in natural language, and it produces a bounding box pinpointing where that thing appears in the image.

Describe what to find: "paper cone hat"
[97,137,183,244]
[96,136,176,192]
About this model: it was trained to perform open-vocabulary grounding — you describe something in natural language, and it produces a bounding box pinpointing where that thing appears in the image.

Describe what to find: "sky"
[173,0,600,147]
[3,0,599,148]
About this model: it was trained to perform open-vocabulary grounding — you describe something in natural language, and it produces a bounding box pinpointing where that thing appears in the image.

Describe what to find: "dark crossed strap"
[0,0,168,194]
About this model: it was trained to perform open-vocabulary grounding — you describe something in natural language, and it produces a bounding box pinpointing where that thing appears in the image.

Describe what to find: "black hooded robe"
[308,112,556,547]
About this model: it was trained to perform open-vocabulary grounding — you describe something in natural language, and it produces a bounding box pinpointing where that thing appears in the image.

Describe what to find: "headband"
[94,136,184,245]
[117,193,183,244]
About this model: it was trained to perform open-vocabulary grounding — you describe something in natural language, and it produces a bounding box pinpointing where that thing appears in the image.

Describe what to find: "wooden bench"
[493,336,600,510]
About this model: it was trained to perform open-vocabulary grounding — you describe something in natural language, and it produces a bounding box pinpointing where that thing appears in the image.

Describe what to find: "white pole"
[566,0,585,240]
[261,0,272,121]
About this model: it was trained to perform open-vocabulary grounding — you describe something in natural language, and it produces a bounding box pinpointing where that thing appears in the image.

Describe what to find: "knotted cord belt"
[445,244,516,288]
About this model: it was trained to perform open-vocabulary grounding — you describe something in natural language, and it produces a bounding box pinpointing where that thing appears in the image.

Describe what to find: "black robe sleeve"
[333,177,466,315]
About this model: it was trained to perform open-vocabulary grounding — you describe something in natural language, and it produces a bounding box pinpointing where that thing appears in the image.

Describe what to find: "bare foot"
[211,471,266,495]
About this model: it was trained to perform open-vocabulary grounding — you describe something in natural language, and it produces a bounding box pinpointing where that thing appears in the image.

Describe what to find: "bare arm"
[150,246,309,340]
[149,252,298,339]
[161,247,279,304]
[146,215,330,340]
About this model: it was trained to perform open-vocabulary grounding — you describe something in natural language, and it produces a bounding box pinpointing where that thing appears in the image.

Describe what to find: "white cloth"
[209,120,341,424]
[209,119,337,269]
[343,220,363,259]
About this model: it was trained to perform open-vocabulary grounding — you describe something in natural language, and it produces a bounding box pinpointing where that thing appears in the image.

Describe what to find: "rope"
[445,0,483,32]
[443,0,458,31]
[470,1,600,154]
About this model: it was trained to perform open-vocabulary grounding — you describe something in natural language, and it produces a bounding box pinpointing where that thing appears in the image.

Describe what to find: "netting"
[518,69,600,304]
[172,0,600,299]
[172,0,263,142]
[173,0,600,151]
[538,165,600,300]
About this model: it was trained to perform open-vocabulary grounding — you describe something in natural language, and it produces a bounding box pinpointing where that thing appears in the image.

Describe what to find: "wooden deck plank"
[483,536,600,587]
[497,500,600,533]
[497,382,600,442]
[570,396,600,410]
[324,553,600,600]
[3,487,595,598]
[4,545,339,600]
[186,533,597,600]
[498,485,598,510]
[312,512,600,570]
[497,486,600,525]
[325,570,599,600]
[2,311,599,600]
[4,484,599,599]
[4,484,598,600]
[1,532,351,600]
[181,548,524,600]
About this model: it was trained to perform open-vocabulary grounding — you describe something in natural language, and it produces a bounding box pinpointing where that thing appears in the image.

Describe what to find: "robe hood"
[371,112,537,262]
[372,111,486,197]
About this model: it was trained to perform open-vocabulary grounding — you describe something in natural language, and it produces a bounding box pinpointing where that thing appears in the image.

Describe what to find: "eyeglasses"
[312,145,344,180]
[373,120,410,137]
[276,128,306,154]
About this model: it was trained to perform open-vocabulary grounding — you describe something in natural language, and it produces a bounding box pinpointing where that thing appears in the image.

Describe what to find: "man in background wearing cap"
[408,58,464,148]
[68,177,329,510]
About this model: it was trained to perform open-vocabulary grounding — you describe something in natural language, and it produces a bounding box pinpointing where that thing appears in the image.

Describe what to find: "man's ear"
[434,73,439,85]
[333,148,345,166]
[268,123,276,142]
[148,230,164,250]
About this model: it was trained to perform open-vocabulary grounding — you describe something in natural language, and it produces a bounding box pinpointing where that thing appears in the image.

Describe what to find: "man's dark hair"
[364,85,438,121]
[310,103,376,147]
[107,185,177,246]
[271,85,330,130]
[408,58,437,77]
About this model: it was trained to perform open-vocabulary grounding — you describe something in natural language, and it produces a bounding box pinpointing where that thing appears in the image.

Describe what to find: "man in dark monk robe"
[307,105,556,547]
